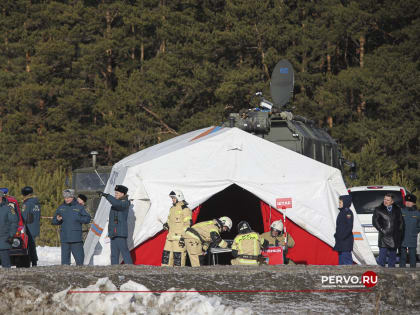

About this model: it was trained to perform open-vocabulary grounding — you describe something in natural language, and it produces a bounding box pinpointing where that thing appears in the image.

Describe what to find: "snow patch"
[53,277,254,315]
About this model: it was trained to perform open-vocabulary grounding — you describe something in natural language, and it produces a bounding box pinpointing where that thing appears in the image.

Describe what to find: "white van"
[348,186,408,255]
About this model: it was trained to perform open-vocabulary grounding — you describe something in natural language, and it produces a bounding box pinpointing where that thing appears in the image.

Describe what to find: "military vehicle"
[223,60,356,175]
[69,151,112,215]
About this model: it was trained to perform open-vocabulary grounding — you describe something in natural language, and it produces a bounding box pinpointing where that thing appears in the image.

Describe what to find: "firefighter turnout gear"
[231,231,267,265]
[260,230,296,264]
[184,219,228,267]
[162,199,192,266]
[260,231,295,248]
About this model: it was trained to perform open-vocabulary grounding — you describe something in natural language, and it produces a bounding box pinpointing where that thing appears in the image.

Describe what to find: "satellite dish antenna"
[270,60,295,109]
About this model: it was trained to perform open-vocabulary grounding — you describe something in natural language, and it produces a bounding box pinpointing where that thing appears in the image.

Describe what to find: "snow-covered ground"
[34,247,254,314]
[37,246,109,266]
[37,246,61,266]
[53,277,252,315]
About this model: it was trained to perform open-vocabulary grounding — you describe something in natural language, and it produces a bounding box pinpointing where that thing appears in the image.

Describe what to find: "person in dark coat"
[400,194,420,268]
[52,189,91,265]
[0,190,18,268]
[333,195,354,265]
[21,186,41,267]
[100,185,133,265]
[372,193,404,267]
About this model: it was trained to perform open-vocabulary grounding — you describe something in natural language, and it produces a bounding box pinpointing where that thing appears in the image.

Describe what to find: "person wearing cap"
[0,190,18,268]
[161,190,192,267]
[21,186,41,267]
[182,216,232,267]
[400,194,420,268]
[52,189,91,265]
[99,185,133,265]
[77,194,88,206]
[77,194,93,241]
[333,195,354,265]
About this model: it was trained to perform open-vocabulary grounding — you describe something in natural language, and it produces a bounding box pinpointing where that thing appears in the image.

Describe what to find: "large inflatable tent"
[84,126,376,265]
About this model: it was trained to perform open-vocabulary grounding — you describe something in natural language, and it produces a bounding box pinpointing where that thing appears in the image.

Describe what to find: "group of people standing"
[373,193,419,268]
[0,184,133,268]
[333,192,419,267]
[161,189,295,267]
[1,185,418,268]
[0,187,41,268]
[52,185,134,266]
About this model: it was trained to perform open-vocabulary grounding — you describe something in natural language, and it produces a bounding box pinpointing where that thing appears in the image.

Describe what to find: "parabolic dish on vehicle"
[270,59,294,108]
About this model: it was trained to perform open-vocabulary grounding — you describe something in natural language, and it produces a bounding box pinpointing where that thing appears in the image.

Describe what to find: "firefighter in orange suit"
[182,216,232,267]
[231,221,268,265]
[161,190,192,266]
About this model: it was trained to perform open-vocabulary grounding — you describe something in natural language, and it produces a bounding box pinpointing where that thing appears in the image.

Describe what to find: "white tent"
[84,126,376,265]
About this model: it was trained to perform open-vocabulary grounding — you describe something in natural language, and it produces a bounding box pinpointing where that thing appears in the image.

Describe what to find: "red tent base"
[260,201,338,265]
[129,201,339,266]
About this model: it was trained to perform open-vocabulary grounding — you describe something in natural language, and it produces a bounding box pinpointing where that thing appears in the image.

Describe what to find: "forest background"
[0,0,418,245]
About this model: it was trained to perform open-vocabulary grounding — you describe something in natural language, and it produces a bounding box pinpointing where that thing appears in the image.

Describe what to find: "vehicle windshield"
[74,172,110,191]
[350,190,404,214]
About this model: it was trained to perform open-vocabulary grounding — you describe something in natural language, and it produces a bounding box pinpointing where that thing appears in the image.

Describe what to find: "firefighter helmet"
[270,220,284,233]
[218,216,232,231]
[169,190,185,202]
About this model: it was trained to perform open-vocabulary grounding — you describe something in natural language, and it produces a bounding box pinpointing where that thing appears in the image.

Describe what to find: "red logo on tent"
[362,271,378,288]
[276,198,292,209]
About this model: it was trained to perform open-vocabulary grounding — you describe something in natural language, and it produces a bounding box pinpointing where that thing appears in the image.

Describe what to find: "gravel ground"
[0,264,419,314]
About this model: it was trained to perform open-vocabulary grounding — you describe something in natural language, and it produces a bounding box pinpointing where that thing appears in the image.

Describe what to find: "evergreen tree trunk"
[26,51,31,72]
[327,42,332,74]
[105,9,113,89]
[357,35,366,116]
[255,24,270,79]
[158,0,166,55]
[359,35,365,68]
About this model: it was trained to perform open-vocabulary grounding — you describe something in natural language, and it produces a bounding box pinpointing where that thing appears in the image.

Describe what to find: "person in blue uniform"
[51,189,91,265]
[21,186,41,267]
[333,195,354,265]
[0,190,18,268]
[99,185,133,265]
[400,194,420,268]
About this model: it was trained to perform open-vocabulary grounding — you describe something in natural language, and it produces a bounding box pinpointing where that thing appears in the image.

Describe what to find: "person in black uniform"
[21,186,41,267]
[373,193,404,267]
[333,195,354,265]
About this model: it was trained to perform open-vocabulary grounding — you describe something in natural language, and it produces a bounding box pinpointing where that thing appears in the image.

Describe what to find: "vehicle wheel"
[16,256,31,268]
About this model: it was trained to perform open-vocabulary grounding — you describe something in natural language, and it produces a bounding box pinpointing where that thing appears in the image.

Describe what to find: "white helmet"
[169,190,185,202]
[218,216,232,231]
[270,220,283,232]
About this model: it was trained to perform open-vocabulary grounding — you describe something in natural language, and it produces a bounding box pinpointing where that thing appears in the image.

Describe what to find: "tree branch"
[139,102,178,135]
